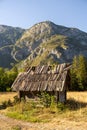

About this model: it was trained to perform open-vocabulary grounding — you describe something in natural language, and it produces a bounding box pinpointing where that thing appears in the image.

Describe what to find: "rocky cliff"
[0,21,87,68]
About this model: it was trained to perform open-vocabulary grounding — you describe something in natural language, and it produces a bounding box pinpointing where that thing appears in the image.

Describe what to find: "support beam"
[59,91,66,103]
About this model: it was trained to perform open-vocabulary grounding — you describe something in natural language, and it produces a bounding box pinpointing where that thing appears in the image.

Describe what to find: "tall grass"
[0,92,87,122]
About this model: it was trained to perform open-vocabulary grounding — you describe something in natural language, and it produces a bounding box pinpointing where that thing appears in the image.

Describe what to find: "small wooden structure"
[12,63,71,103]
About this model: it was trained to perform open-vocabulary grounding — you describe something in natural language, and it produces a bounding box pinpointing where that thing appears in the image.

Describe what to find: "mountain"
[0,21,87,68]
[0,25,25,68]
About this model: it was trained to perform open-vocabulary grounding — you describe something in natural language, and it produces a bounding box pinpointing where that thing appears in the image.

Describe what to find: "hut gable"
[12,63,71,102]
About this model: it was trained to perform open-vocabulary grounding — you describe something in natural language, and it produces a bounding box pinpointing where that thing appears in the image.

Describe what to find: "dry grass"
[67,91,87,103]
[0,91,87,121]
[0,92,17,104]
[0,91,87,105]
[0,92,87,130]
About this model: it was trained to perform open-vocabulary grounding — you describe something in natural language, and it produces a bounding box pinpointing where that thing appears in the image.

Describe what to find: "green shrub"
[13,96,20,104]
[57,102,66,111]
[40,92,51,107]
[6,87,11,92]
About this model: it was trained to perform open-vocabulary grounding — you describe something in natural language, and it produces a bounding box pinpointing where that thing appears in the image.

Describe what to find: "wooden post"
[59,91,66,103]
[55,91,59,103]
[18,91,21,100]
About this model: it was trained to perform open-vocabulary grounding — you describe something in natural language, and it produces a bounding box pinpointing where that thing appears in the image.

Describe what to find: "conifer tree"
[71,55,87,90]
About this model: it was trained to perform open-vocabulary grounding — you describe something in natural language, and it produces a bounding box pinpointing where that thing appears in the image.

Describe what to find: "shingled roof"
[12,63,71,92]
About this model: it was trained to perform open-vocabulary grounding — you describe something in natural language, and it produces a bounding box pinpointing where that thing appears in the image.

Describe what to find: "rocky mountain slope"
[0,25,25,68]
[0,21,87,68]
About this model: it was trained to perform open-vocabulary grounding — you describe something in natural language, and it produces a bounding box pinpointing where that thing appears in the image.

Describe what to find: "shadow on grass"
[66,98,87,110]
[0,104,6,110]
[0,100,13,110]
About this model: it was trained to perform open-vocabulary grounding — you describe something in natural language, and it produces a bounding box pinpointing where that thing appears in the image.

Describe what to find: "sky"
[0,0,87,32]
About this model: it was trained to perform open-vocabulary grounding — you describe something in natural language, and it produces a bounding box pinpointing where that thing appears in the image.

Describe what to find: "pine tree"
[71,55,87,90]
[70,56,79,90]
[77,55,87,90]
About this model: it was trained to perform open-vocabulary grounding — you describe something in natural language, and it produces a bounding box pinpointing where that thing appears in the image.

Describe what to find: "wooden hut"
[12,63,71,103]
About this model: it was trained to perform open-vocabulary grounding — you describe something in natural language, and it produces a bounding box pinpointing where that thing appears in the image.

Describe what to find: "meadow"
[0,92,17,103]
[0,91,87,123]
[0,92,87,130]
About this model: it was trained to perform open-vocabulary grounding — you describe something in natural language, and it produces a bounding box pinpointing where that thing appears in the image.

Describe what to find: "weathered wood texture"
[11,63,71,102]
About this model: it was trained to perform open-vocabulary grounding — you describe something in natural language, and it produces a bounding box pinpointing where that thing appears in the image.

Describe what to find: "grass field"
[0,91,87,104]
[0,92,17,104]
[67,91,87,103]
[0,91,87,122]
[0,92,87,130]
